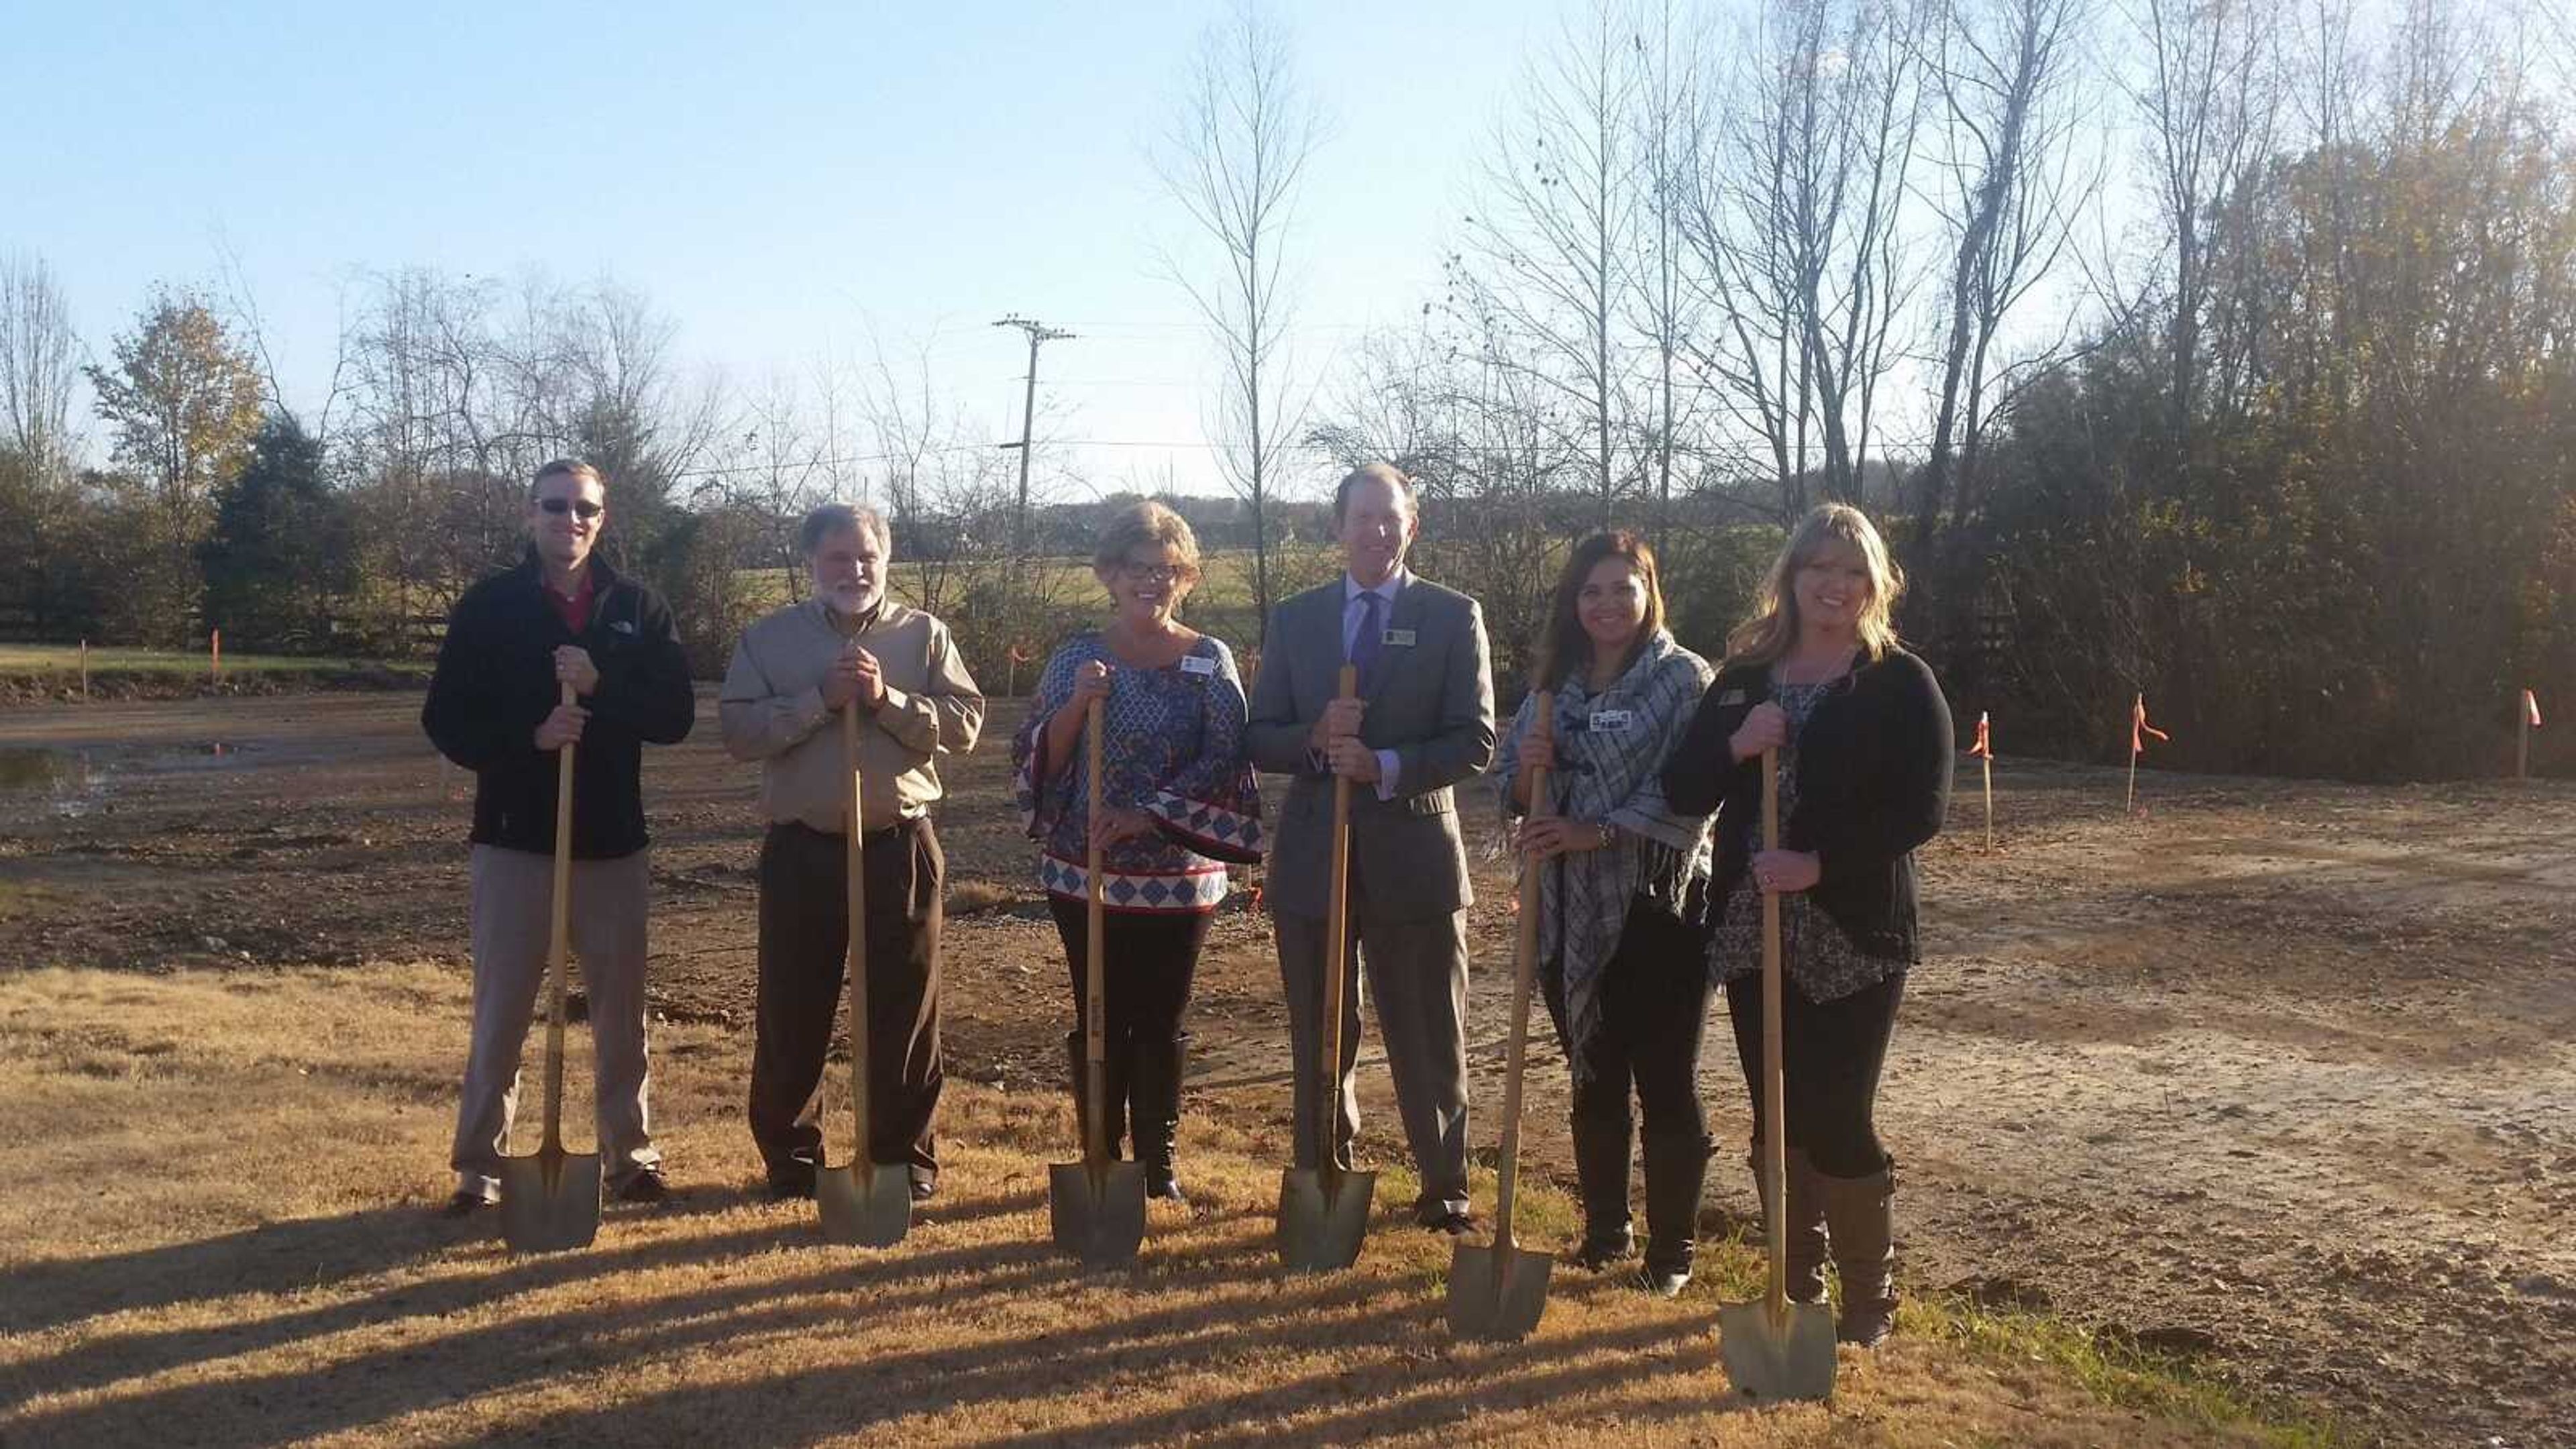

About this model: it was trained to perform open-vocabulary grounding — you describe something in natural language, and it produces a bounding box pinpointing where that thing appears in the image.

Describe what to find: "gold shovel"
[1049,697,1148,1265]
[1277,664,1377,1272]
[1716,747,1837,1399]
[1447,692,1556,1340]
[498,682,602,1254]
[816,704,912,1247]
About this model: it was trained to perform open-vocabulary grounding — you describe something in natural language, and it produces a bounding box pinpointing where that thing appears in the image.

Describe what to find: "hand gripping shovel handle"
[1084,698,1110,1167]
[542,681,576,1156]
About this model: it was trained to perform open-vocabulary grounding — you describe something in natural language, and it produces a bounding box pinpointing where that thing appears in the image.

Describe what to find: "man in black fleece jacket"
[422,460,696,1215]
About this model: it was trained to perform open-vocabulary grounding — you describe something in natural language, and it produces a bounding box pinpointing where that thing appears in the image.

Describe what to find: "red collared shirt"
[545,569,596,633]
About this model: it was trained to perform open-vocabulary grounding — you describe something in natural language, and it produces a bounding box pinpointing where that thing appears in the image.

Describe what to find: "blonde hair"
[530,458,606,496]
[1091,499,1203,588]
[1725,503,1905,667]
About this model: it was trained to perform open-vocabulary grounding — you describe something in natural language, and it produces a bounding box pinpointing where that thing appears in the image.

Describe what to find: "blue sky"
[2,1,1571,500]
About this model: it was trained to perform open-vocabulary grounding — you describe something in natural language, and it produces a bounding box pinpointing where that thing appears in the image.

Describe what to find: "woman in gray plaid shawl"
[1493,531,1715,1296]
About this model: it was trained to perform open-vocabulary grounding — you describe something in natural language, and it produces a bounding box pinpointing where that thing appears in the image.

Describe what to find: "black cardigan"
[421,553,696,859]
[1660,645,1953,961]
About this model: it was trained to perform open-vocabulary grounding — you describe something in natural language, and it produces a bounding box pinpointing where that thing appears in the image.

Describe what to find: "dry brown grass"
[0,965,2310,1448]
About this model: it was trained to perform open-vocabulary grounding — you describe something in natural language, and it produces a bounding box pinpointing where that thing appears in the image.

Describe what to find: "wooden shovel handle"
[1084,698,1110,1165]
[542,682,576,1156]
[1760,747,1788,1310]
[843,705,871,1169]
[1494,694,1553,1249]
[1320,663,1358,1179]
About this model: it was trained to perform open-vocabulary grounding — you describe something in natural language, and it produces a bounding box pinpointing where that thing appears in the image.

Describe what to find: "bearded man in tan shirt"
[719,503,985,1201]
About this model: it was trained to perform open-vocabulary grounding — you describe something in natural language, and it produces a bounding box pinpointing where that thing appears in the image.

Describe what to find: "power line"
[992,314,1075,553]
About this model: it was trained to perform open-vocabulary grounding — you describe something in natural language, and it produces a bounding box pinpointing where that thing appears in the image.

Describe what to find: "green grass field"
[0,645,431,677]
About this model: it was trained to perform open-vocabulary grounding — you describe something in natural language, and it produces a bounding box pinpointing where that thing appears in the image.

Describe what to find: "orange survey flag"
[2131,694,2169,757]
[2527,689,2544,728]
[1968,711,1992,759]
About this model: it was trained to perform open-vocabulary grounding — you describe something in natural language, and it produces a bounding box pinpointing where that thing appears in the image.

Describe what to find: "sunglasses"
[538,498,604,520]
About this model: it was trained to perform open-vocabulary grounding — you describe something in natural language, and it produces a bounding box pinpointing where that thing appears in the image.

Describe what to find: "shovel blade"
[1716,1297,1839,1402]
[1275,1167,1375,1272]
[1048,1161,1147,1266]
[1446,1242,1553,1341]
[496,1147,600,1254]
[816,1161,913,1248]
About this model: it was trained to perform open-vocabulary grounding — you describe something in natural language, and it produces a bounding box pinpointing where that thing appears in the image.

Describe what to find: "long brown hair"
[1534,531,1666,691]
[1725,503,1905,667]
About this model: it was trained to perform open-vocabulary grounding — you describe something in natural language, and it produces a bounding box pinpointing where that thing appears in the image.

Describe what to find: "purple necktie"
[1349,589,1384,686]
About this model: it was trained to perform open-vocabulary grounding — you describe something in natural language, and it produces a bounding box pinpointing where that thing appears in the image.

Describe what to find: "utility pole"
[993,314,1074,561]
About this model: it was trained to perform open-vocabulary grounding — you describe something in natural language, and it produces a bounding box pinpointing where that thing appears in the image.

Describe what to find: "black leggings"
[1540,905,1712,1147]
[1724,968,1903,1179]
[1047,897,1210,1045]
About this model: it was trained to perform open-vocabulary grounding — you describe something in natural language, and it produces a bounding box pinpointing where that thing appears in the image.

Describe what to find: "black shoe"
[767,1165,817,1201]
[438,1190,492,1219]
[1575,1224,1635,1271]
[1421,1209,1480,1238]
[909,1176,936,1203]
[615,1171,670,1205]
[1633,1265,1690,1298]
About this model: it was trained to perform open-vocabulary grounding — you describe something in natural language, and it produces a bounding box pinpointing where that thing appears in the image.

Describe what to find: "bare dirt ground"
[3,690,2569,1446]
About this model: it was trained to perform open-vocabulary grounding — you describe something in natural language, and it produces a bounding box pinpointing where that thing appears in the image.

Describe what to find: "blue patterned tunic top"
[1012,630,1265,912]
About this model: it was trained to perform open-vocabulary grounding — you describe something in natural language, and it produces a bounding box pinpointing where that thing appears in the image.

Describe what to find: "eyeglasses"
[1116,561,1186,584]
[539,498,604,520]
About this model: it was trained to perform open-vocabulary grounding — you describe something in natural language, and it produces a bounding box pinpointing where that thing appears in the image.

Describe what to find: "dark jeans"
[1724,967,1903,1179]
[1540,905,1713,1152]
[749,817,945,1186]
[1046,897,1211,1048]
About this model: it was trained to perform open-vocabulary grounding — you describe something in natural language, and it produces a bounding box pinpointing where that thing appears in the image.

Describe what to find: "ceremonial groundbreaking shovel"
[816,705,912,1248]
[1049,697,1148,1265]
[1277,664,1377,1272]
[1447,692,1556,1341]
[498,682,602,1254]
[1716,747,1837,1400]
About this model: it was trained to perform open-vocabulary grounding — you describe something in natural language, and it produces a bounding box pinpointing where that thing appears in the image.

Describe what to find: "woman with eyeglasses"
[1011,500,1263,1201]
[1492,531,1716,1295]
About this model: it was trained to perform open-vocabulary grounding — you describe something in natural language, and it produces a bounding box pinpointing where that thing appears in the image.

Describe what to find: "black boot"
[1132,1032,1189,1201]
[1569,1106,1635,1269]
[1637,1131,1711,1297]
[1062,1029,1130,1161]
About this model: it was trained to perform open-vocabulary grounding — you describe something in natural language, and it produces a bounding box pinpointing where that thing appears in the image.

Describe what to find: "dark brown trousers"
[748,817,945,1187]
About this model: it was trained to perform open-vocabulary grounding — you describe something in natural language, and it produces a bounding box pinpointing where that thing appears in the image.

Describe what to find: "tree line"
[2,0,2570,780]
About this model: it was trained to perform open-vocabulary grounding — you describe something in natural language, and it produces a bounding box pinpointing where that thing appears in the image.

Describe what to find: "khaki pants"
[450,845,659,1198]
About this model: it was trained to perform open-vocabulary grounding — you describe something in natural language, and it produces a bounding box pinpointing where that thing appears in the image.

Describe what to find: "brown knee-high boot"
[1751,1148,1831,1304]
[1817,1165,1897,1346]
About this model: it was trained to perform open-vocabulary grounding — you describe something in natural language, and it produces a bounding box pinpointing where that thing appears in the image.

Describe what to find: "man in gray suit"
[1247,462,1497,1234]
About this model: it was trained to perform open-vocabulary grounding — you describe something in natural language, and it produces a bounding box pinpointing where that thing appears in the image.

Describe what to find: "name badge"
[1715,688,1748,707]
[1180,655,1218,677]
[1588,708,1634,733]
[1383,628,1417,647]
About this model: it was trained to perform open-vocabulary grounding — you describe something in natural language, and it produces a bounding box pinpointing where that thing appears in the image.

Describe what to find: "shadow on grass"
[6,1212,1436,1447]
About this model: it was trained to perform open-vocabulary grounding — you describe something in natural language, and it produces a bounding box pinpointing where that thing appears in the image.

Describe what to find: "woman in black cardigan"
[1662,503,1952,1348]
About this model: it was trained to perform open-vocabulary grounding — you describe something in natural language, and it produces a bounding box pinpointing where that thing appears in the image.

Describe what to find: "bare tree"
[1685,0,1931,517]
[1912,0,2095,553]
[1459,0,1648,527]
[2127,0,2278,447]
[1152,0,1325,643]
[0,250,85,484]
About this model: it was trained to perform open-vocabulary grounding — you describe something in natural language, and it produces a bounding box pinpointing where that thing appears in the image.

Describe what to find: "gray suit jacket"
[1246,575,1497,922]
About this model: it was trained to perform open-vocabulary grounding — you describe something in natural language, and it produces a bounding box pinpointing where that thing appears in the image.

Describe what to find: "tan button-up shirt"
[718,597,985,832]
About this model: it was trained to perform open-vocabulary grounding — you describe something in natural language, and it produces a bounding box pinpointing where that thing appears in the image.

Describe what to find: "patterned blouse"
[1493,631,1715,1081]
[1709,675,1900,1002]
[1012,630,1263,913]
